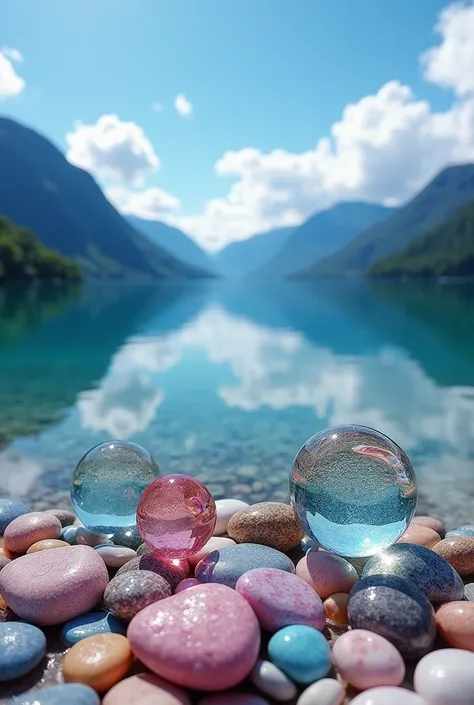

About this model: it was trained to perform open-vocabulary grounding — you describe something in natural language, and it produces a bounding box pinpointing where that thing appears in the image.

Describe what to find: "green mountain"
[213,226,294,279]
[0,117,208,280]
[259,202,395,278]
[301,164,474,277]
[127,216,215,273]
[369,200,474,278]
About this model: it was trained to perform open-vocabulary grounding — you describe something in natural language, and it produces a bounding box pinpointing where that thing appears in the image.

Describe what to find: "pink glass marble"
[137,475,217,559]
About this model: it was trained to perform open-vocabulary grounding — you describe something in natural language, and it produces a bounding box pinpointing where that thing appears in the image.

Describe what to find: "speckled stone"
[332,629,405,690]
[433,535,474,575]
[103,673,191,705]
[446,525,474,538]
[18,683,101,705]
[411,515,446,537]
[348,575,436,659]
[0,621,46,680]
[296,550,359,600]
[61,611,127,646]
[227,503,304,552]
[397,525,441,548]
[0,499,30,534]
[195,543,295,589]
[4,512,62,553]
[414,648,474,705]
[43,508,77,528]
[63,633,133,692]
[465,583,474,601]
[435,601,474,651]
[116,555,188,589]
[362,543,465,604]
[104,570,172,621]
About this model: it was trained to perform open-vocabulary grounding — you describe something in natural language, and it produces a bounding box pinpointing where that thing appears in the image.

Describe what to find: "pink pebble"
[128,583,260,691]
[333,629,405,690]
[175,578,201,593]
[235,567,325,632]
[411,516,446,538]
[188,537,236,566]
[0,545,109,625]
[3,512,61,553]
[351,687,427,705]
[103,673,191,705]
[296,549,359,599]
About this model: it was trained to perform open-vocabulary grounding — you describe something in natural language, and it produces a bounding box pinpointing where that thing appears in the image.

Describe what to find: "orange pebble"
[63,634,133,692]
[397,524,441,549]
[324,592,349,626]
[27,539,70,554]
[0,594,7,610]
[436,601,474,651]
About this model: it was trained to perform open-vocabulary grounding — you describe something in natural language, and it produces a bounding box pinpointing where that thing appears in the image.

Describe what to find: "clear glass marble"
[290,425,417,558]
[71,441,159,534]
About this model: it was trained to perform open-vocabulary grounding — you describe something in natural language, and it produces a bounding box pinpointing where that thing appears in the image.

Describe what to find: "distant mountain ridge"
[302,164,474,277]
[0,117,209,279]
[259,202,395,278]
[213,226,294,279]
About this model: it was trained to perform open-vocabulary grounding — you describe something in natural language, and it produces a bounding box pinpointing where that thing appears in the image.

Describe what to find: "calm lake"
[0,280,473,528]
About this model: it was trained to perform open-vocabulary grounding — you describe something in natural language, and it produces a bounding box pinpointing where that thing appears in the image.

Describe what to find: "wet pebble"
[414,648,474,705]
[195,543,295,589]
[397,525,441,548]
[361,543,464,604]
[324,593,349,626]
[95,544,136,568]
[27,539,70,553]
[433,535,474,575]
[236,567,325,632]
[103,673,191,705]
[228,502,304,552]
[0,499,30,534]
[3,512,62,553]
[63,633,133,692]
[112,526,142,550]
[250,659,297,701]
[214,499,250,535]
[43,508,77,527]
[19,683,101,705]
[0,621,46,680]
[104,570,172,621]
[268,625,331,684]
[297,679,345,705]
[296,549,359,599]
[351,688,426,705]
[411,515,446,537]
[332,629,405,690]
[116,554,188,589]
[446,524,474,538]
[435,601,474,650]
[348,575,436,658]
[188,536,236,566]
[127,583,260,691]
[61,611,127,646]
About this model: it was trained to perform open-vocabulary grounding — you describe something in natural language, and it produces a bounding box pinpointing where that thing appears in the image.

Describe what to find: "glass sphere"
[136,474,217,559]
[290,425,417,558]
[71,441,159,534]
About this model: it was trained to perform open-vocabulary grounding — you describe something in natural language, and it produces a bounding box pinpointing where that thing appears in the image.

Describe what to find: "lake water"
[0,280,473,528]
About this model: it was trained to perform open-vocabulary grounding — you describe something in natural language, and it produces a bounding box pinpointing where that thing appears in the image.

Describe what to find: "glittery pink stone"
[137,475,217,559]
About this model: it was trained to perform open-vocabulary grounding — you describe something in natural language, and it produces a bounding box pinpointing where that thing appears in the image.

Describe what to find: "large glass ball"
[290,425,417,558]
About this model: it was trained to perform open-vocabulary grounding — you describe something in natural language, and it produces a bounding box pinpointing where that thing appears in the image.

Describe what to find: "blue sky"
[2,0,474,249]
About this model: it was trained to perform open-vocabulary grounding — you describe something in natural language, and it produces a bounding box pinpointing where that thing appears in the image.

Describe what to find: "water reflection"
[0,280,473,525]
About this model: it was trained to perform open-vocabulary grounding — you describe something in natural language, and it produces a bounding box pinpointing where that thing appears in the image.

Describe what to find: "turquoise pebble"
[446,525,474,538]
[0,499,30,534]
[60,611,126,646]
[0,622,46,681]
[18,683,100,705]
[268,625,331,684]
[61,525,79,544]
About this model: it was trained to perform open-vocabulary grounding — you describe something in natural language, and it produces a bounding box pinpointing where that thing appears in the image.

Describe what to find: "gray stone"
[465,583,474,601]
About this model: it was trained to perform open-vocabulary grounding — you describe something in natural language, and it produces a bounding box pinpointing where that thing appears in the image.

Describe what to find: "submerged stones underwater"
[0,425,473,704]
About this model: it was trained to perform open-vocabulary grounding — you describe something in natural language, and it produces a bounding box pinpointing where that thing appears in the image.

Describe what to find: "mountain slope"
[128,216,215,273]
[213,227,293,278]
[303,164,474,277]
[260,202,395,278]
[369,199,474,278]
[0,117,208,279]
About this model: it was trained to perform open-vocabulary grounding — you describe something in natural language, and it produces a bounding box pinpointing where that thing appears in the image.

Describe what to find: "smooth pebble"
[61,611,127,646]
[251,659,297,701]
[228,502,303,552]
[195,543,295,589]
[296,549,359,599]
[332,629,405,690]
[236,567,325,632]
[116,554,188,589]
[351,687,427,705]
[127,583,261,691]
[95,544,136,568]
[43,508,77,527]
[175,578,200,593]
[397,525,441,548]
[268,625,331,684]
[324,593,349,626]
[75,527,111,547]
[104,570,172,621]
[27,539,70,553]
[19,683,101,705]
[433,536,474,575]
[214,499,250,535]
[62,526,80,544]
[63,633,133,692]
[411,515,446,537]
[0,621,46,680]
[436,602,474,650]
[414,648,474,705]
[4,512,61,553]
[103,673,191,705]
[297,679,345,705]
[0,545,109,625]
[200,696,269,705]
[446,525,474,538]
[0,554,10,572]
[188,536,236,566]
[465,583,474,601]
[0,499,30,534]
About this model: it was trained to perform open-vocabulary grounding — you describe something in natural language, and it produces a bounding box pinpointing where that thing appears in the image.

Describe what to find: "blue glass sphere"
[71,441,159,534]
[290,425,417,558]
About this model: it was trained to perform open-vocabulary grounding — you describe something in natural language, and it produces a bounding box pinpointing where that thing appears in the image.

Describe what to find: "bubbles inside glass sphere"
[290,425,417,558]
[71,440,159,534]
[136,474,217,559]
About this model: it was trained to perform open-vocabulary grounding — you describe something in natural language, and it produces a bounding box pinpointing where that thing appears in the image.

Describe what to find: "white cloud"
[153,102,163,112]
[0,47,25,101]
[106,185,181,219]
[421,2,474,96]
[65,114,160,185]
[174,93,193,117]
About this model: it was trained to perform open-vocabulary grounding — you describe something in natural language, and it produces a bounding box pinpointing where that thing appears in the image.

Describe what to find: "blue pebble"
[61,525,79,544]
[0,622,46,681]
[0,499,30,534]
[18,683,100,705]
[268,625,331,684]
[60,611,127,646]
[446,525,474,538]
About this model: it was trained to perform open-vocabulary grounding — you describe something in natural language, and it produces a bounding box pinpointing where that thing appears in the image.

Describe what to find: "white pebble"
[75,527,110,547]
[95,544,136,568]
[414,648,474,705]
[351,687,426,705]
[251,659,297,702]
[188,536,236,566]
[214,499,250,536]
[297,679,345,705]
